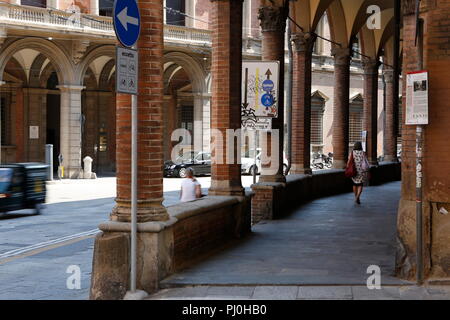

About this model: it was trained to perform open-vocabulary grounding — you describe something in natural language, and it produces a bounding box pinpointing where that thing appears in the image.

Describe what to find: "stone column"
[208,0,244,196]
[383,67,398,162]
[362,57,380,165]
[193,94,204,152]
[91,0,172,300]
[110,1,169,222]
[290,31,316,175]
[331,47,351,169]
[257,4,287,182]
[57,85,84,178]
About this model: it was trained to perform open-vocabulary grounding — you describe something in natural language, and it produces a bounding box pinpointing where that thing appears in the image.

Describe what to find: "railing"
[0,4,226,47]
[164,24,211,45]
[0,3,114,34]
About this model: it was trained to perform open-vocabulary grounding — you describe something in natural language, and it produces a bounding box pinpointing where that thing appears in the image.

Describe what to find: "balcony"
[0,3,212,45]
[0,3,114,36]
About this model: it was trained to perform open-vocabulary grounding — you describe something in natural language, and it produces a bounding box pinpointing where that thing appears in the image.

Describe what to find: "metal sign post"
[406,69,428,285]
[113,0,144,299]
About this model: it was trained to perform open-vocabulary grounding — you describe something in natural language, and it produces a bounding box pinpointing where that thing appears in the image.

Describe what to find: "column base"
[332,160,347,169]
[289,164,312,175]
[209,180,244,196]
[259,173,286,183]
[111,199,170,223]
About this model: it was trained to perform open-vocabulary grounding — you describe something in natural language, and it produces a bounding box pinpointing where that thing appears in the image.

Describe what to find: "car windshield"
[175,152,196,163]
[0,168,13,193]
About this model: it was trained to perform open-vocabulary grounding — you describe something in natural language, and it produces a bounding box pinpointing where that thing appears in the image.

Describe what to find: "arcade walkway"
[146,181,439,299]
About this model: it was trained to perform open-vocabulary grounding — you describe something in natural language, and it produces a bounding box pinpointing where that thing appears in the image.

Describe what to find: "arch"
[99,59,116,91]
[76,45,115,86]
[39,62,59,88]
[326,0,349,47]
[0,38,73,85]
[163,51,207,94]
[29,53,48,88]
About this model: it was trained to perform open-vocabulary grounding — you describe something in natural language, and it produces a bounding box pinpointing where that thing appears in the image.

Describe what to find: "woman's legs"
[356,185,363,203]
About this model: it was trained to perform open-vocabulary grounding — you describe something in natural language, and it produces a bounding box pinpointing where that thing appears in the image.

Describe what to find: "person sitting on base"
[180,167,202,202]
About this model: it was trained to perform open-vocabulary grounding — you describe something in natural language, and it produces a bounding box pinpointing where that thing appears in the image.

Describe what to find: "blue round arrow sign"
[261,93,274,107]
[113,0,141,48]
[262,79,274,92]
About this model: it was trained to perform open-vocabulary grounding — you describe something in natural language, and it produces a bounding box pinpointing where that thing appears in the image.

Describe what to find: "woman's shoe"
[356,198,361,204]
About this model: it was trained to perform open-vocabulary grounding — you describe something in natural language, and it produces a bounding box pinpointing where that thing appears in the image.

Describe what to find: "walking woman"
[348,141,369,204]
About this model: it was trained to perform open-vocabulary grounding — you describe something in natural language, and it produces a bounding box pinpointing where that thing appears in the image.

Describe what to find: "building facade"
[0,0,396,177]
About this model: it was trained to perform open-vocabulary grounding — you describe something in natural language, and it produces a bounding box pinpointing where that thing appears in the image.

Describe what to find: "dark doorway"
[46,94,60,173]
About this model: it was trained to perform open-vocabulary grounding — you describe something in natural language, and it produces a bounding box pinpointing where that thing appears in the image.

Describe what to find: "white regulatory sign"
[242,61,280,118]
[116,46,138,95]
[406,70,428,125]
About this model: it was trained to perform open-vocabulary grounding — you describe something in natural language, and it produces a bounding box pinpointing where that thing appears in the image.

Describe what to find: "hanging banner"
[241,61,280,119]
[406,70,429,125]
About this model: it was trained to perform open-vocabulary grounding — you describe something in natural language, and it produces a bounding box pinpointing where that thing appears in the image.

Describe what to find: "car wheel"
[249,165,258,176]
[35,203,43,215]
[178,168,188,178]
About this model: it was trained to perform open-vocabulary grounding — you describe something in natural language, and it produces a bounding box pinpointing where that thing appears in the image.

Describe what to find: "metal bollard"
[45,144,53,181]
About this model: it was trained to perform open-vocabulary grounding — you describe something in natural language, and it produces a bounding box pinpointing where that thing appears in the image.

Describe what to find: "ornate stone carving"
[383,68,395,83]
[72,40,90,65]
[331,47,351,66]
[362,57,381,75]
[258,6,286,32]
[290,32,317,53]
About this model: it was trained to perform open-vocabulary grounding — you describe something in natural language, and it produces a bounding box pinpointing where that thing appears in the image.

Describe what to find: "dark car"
[164,151,211,178]
[0,163,48,214]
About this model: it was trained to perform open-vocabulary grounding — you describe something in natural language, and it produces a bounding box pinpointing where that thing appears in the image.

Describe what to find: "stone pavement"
[147,285,450,300]
[0,176,255,300]
[161,181,409,287]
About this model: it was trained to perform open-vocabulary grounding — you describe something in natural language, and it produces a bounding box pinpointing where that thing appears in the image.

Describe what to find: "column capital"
[56,85,85,92]
[258,6,287,33]
[331,47,351,66]
[291,32,317,53]
[383,68,395,83]
[362,57,381,75]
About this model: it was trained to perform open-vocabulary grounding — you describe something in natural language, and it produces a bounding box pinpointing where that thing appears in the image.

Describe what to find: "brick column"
[208,0,244,196]
[258,4,287,182]
[383,68,398,162]
[110,0,169,222]
[331,47,351,169]
[58,85,84,178]
[362,57,380,165]
[290,32,316,175]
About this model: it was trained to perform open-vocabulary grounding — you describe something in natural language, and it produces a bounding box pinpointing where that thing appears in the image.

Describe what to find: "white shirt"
[180,178,200,202]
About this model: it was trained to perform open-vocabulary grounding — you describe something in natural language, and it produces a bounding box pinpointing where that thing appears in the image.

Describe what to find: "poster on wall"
[406,70,429,125]
[241,61,280,120]
[29,126,39,139]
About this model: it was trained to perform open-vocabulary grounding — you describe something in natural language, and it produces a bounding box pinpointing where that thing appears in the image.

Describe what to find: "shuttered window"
[311,105,324,146]
[349,98,363,146]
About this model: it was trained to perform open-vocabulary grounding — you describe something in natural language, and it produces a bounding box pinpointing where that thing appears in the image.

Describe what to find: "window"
[311,92,326,152]
[165,0,186,26]
[21,0,46,7]
[99,0,113,17]
[349,95,364,146]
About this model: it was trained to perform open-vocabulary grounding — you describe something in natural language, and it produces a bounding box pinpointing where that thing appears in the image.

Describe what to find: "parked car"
[164,151,212,178]
[241,149,289,175]
[0,163,48,214]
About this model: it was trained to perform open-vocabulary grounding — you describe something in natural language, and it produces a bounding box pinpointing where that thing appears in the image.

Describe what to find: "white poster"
[29,126,39,139]
[242,61,280,118]
[406,70,429,125]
